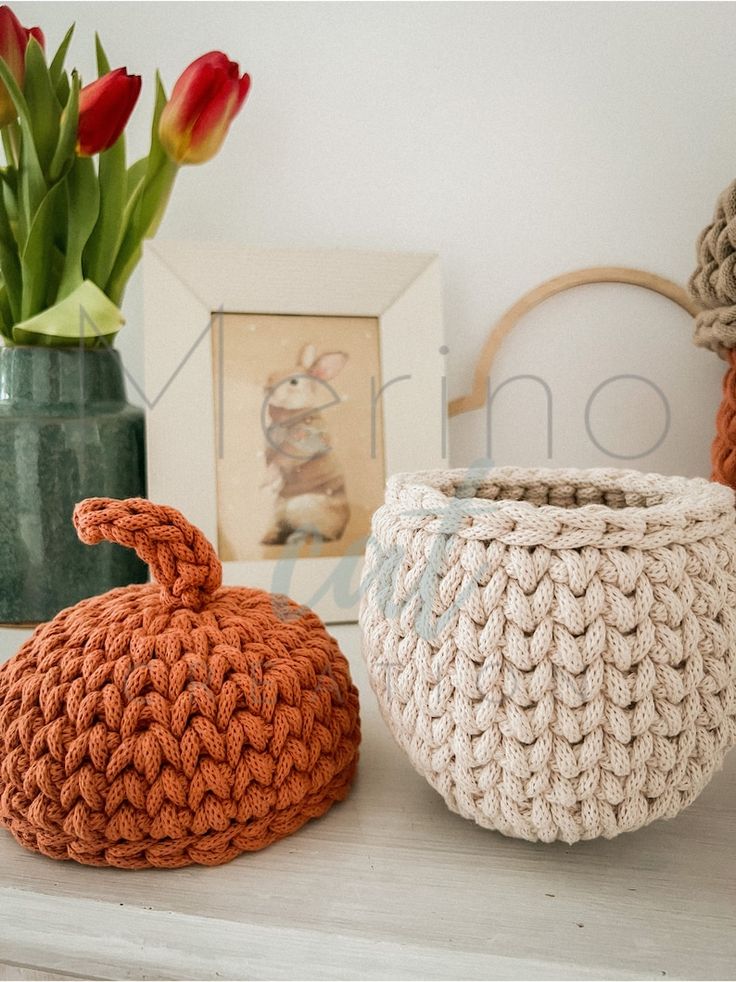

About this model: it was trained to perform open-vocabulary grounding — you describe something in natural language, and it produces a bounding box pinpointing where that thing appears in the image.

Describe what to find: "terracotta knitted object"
[360,467,736,844]
[0,498,360,868]
[712,349,736,488]
[688,178,736,488]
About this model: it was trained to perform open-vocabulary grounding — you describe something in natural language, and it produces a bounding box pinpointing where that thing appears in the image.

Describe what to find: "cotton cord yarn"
[690,178,736,356]
[688,178,736,488]
[711,349,736,489]
[0,497,360,868]
[360,467,736,843]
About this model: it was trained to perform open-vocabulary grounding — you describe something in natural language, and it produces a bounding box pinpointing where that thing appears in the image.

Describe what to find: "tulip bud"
[26,25,44,49]
[0,5,44,126]
[159,51,250,165]
[77,67,141,156]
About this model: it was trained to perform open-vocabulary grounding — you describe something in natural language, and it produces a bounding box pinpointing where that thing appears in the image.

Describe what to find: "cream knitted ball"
[359,467,736,843]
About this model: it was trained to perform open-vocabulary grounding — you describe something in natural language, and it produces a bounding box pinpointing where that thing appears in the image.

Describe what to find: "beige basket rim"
[382,466,734,545]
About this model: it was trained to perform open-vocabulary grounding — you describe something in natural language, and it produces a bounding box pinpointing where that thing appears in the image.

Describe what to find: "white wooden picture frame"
[143,240,446,622]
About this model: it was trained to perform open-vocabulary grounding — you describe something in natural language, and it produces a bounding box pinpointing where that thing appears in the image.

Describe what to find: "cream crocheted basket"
[359,466,736,843]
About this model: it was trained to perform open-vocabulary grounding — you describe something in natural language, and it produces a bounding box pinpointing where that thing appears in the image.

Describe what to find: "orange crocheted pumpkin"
[0,498,360,869]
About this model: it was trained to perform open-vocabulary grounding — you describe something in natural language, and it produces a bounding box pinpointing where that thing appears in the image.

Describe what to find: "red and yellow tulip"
[158,52,250,165]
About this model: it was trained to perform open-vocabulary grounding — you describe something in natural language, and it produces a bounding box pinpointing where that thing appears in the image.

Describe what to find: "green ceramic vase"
[0,345,147,624]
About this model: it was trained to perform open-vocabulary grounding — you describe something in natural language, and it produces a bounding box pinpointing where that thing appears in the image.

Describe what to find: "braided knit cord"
[74,498,222,610]
[689,178,736,354]
[712,350,736,488]
[0,497,360,868]
[688,180,736,489]
[360,466,736,844]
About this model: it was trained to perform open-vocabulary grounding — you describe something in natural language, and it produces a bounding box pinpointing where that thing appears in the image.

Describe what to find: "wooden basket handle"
[448,266,699,417]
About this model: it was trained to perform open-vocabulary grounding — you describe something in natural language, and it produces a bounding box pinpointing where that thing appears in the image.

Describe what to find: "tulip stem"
[105,156,177,307]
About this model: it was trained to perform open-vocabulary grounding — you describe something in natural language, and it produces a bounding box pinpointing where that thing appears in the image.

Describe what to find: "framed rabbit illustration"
[143,242,446,621]
[259,343,354,549]
[214,316,384,563]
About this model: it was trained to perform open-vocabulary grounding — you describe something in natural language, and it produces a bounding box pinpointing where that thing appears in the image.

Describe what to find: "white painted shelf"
[0,624,734,981]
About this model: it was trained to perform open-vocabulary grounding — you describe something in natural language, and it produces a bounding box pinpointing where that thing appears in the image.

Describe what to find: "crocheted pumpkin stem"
[712,349,736,490]
[73,497,222,610]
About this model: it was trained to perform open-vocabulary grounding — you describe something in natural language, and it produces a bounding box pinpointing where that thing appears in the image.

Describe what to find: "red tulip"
[77,68,141,156]
[0,5,44,126]
[26,25,44,48]
[159,51,250,165]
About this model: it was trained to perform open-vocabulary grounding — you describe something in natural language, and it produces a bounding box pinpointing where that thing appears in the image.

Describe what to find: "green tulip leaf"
[1,124,17,170]
[84,141,125,289]
[23,38,61,176]
[95,33,111,76]
[121,157,148,227]
[49,71,79,184]
[0,56,34,131]
[106,73,177,305]
[12,278,124,346]
[123,157,147,214]
[0,283,13,341]
[86,161,124,289]
[3,179,18,228]
[83,36,126,291]
[0,197,22,323]
[55,69,70,107]
[20,180,65,319]
[138,74,170,226]
[49,24,74,87]
[126,156,147,196]
[0,163,17,194]
[108,159,149,288]
[0,56,46,247]
[57,155,100,302]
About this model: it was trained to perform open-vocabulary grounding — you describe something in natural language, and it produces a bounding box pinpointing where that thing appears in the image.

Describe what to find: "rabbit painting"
[261,344,351,545]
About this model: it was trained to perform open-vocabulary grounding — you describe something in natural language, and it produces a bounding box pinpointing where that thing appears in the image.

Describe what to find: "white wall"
[15,0,733,477]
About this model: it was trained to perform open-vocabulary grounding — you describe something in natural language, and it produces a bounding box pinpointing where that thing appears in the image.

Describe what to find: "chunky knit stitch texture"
[712,350,736,489]
[689,178,736,355]
[360,467,736,843]
[0,498,360,868]
[689,178,736,490]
